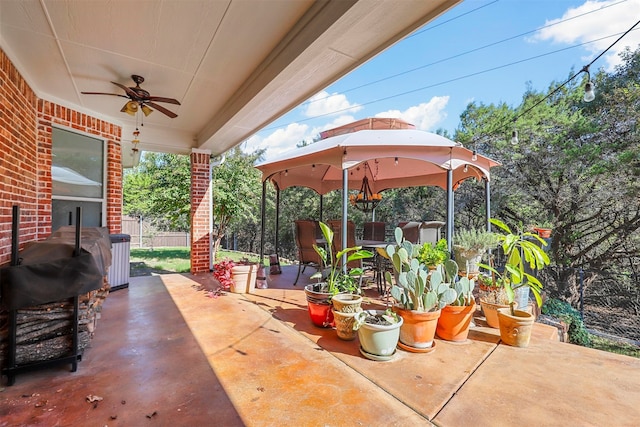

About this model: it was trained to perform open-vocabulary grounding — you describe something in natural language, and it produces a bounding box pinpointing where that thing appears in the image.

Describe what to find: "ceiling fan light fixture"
[121,100,138,116]
[140,104,153,116]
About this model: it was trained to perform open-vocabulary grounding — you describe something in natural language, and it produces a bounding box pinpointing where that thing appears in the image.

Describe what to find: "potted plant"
[435,259,477,342]
[230,259,260,294]
[212,258,236,291]
[533,220,553,239]
[452,228,499,277]
[304,221,372,328]
[353,309,403,361]
[383,227,456,351]
[476,272,511,328]
[480,218,551,347]
[416,238,449,270]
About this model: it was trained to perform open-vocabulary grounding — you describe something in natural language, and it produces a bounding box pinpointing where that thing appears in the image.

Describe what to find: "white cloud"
[374,96,450,131]
[303,90,363,117]
[244,122,311,161]
[310,115,357,136]
[531,0,640,70]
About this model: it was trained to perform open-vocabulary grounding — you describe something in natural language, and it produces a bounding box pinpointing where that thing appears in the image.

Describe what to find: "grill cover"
[0,227,111,310]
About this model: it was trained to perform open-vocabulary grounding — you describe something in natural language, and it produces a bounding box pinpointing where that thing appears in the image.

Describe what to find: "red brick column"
[190,149,211,274]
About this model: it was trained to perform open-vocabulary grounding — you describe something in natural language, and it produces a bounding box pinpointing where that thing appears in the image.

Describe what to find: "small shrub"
[542,298,592,347]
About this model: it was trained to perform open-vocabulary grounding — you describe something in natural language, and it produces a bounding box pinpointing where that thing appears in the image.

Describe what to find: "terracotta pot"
[304,284,334,328]
[497,308,535,347]
[332,294,363,313]
[332,309,359,340]
[480,299,513,329]
[534,227,552,238]
[436,301,476,342]
[230,264,258,293]
[393,307,440,349]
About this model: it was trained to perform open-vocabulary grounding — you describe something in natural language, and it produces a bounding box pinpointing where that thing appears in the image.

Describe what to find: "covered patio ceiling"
[0,0,461,159]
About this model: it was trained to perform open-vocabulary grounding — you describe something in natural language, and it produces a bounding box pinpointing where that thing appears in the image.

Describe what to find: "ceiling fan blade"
[111,81,139,99]
[148,96,181,105]
[81,91,128,98]
[146,101,178,118]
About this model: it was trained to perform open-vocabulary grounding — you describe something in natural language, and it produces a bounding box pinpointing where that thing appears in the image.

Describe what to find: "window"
[51,127,105,231]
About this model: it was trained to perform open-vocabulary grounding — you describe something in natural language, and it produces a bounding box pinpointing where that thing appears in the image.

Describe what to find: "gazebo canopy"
[255,118,500,194]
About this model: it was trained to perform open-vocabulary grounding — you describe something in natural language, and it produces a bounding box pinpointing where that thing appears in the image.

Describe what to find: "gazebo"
[254,118,500,266]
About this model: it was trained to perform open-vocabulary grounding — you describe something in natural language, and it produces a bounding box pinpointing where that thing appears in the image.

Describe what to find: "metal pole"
[275,186,280,258]
[209,159,214,271]
[342,168,348,274]
[259,180,267,266]
[446,169,454,254]
[485,178,491,232]
[11,205,19,266]
[579,267,584,320]
[319,194,323,222]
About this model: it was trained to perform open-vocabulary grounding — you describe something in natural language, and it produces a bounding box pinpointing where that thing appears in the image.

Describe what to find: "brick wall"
[0,47,122,266]
[190,151,211,274]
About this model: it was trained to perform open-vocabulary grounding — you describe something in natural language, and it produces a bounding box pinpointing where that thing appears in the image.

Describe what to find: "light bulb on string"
[511,129,519,145]
[584,81,595,102]
[472,149,477,161]
[394,157,398,166]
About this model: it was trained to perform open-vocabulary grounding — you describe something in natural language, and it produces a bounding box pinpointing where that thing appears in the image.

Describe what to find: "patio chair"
[398,221,445,245]
[293,220,323,286]
[363,221,386,242]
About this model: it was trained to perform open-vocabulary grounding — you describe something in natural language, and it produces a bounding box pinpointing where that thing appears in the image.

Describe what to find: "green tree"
[212,147,265,259]
[454,47,640,277]
[123,152,191,231]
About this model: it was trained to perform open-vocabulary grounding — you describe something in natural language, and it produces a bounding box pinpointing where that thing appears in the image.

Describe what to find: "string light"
[511,129,519,145]
[583,80,596,102]
[394,157,398,166]
[472,149,477,161]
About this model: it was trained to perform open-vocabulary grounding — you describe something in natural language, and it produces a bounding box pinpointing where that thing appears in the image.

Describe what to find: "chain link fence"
[539,267,640,344]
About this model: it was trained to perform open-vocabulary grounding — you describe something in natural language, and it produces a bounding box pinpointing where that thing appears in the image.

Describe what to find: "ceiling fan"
[81,74,180,118]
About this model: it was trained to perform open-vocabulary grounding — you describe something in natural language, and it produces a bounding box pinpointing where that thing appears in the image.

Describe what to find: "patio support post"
[259,180,267,266]
[485,178,491,232]
[446,169,454,253]
[341,168,348,274]
[275,186,280,259]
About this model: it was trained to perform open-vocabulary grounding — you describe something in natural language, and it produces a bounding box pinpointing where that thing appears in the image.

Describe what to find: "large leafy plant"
[479,218,550,314]
[311,221,373,295]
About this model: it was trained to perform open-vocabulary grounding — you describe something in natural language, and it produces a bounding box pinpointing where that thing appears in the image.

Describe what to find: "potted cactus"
[383,227,456,351]
[435,259,477,342]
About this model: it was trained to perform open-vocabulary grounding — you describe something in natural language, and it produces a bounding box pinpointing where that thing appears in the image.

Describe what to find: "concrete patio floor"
[1,265,639,426]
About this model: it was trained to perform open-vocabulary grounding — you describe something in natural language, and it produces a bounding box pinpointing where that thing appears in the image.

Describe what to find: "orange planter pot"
[534,227,552,238]
[393,307,440,350]
[436,301,476,342]
[480,299,512,329]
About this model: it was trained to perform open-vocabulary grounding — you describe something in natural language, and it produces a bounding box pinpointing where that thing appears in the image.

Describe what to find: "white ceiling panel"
[0,0,462,157]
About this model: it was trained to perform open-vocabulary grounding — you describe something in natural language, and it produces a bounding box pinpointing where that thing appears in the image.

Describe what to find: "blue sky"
[245,0,640,160]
